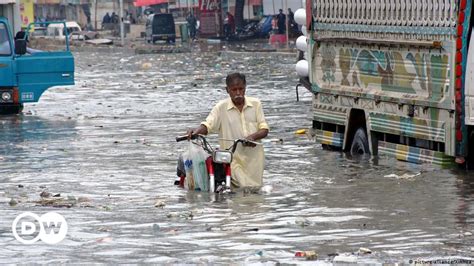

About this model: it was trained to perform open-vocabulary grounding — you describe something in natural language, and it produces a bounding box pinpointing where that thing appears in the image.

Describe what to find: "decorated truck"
[0,17,74,114]
[295,0,474,168]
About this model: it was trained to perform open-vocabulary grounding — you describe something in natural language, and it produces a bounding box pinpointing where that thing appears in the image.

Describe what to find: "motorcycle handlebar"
[175,136,188,142]
[176,135,198,142]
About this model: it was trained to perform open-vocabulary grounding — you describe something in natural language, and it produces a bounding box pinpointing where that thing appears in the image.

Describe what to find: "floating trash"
[295,250,318,260]
[358,247,372,254]
[295,129,306,135]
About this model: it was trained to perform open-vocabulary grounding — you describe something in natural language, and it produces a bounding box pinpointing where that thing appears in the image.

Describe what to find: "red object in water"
[295,251,305,257]
[269,34,287,44]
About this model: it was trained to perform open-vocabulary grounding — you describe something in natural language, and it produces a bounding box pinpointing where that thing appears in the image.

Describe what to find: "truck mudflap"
[378,141,454,167]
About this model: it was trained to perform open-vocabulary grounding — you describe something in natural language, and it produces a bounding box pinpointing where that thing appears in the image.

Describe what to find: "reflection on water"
[0,48,473,263]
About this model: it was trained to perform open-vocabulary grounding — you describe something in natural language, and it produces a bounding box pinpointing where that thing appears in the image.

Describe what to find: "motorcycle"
[175,134,257,193]
[223,21,259,41]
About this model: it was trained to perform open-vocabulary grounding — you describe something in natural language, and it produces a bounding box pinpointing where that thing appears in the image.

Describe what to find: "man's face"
[226,79,246,106]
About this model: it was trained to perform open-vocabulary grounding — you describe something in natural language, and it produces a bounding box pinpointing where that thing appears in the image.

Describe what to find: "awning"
[134,0,167,7]
[0,0,16,3]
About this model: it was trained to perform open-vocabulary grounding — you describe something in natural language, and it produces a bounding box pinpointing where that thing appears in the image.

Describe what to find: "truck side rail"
[315,36,443,49]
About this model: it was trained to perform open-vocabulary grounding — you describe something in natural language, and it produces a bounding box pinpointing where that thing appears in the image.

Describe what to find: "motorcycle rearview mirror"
[213,150,232,164]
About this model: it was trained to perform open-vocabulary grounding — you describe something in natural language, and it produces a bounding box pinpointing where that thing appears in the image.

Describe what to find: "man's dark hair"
[226,73,246,86]
[15,31,28,42]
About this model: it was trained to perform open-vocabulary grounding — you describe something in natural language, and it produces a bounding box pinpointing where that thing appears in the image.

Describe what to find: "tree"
[235,0,245,29]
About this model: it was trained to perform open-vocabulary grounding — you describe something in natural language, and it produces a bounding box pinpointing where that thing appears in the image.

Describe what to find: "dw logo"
[12,212,68,244]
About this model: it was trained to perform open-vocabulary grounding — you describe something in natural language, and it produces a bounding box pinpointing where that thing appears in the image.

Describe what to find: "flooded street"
[1,44,473,263]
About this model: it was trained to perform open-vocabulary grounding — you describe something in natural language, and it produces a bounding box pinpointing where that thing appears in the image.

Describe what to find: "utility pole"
[284,0,288,48]
[119,0,124,46]
[94,0,98,30]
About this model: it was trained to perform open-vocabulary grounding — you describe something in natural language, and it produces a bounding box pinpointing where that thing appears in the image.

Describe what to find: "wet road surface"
[0,43,473,263]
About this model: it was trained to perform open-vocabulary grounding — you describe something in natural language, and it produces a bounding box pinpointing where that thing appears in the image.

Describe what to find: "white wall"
[262,0,303,16]
[0,3,21,33]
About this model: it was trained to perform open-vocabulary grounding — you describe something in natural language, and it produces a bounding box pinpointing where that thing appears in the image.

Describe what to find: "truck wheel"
[350,127,370,156]
[0,104,23,115]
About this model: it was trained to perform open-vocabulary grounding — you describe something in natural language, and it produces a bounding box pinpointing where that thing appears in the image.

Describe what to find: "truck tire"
[350,127,370,156]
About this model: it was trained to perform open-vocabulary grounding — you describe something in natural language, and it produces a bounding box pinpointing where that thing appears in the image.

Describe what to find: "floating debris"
[35,197,74,208]
[40,191,51,198]
[96,237,113,243]
[295,129,306,135]
[295,250,318,260]
[270,138,284,144]
[166,211,193,220]
[358,247,372,254]
[295,217,310,227]
[260,185,273,194]
[333,254,357,263]
[154,200,166,208]
[384,172,421,179]
[141,62,152,70]
[9,198,17,207]
[240,228,259,232]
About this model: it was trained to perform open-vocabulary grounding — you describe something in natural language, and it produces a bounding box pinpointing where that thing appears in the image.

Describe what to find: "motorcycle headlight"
[1,92,12,102]
[213,150,232,164]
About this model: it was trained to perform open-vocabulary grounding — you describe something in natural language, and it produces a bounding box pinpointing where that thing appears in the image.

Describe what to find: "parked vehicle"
[46,21,84,41]
[176,134,257,193]
[298,1,474,168]
[145,14,176,44]
[0,18,74,114]
[225,21,259,41]
[256,16,273,38]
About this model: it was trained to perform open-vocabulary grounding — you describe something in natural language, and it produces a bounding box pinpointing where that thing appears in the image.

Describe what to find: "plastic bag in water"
[183,142,209,191]
[183,152,194,190]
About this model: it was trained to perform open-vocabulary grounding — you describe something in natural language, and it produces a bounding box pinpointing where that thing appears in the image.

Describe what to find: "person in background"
[271,15,278,34]
[102,12,111,29]
[226,12,235,34]
[186,13,197,40]
[287,8,299,35]
[276,9,286,34]
[111,12,119,24]
[186,73,269,188]
[14,31,43,54]
[223,12,235,39]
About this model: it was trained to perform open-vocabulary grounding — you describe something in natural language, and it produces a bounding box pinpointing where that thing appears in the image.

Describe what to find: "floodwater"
[0,43,473,264]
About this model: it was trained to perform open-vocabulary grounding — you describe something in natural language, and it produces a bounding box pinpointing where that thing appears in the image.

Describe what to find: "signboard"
[199,0,219,12]
[133,0,167,7]
[20,0,34,28]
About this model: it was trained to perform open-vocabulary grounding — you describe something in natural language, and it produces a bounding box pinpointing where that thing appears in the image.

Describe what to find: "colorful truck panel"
[302,0,473,166]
